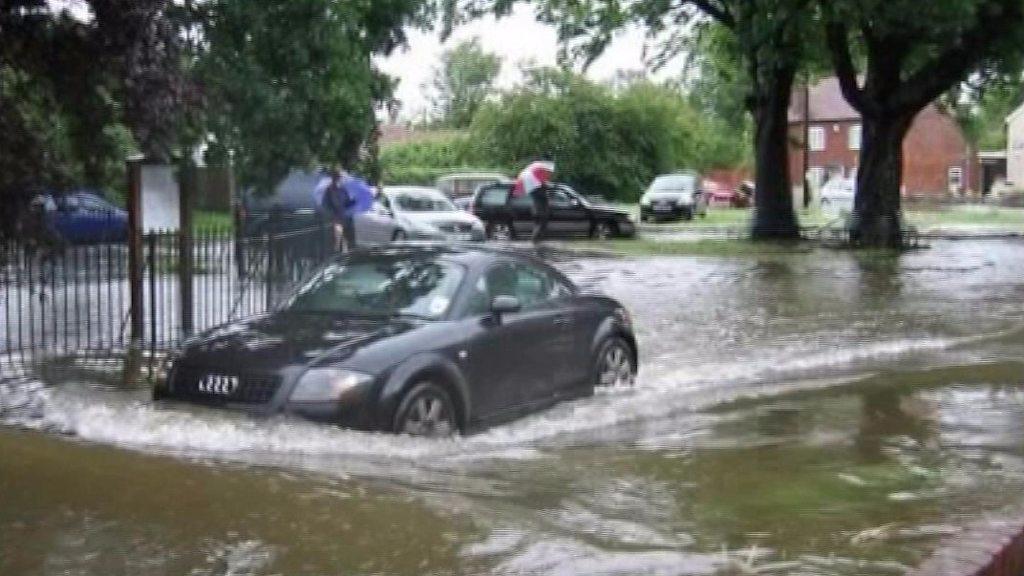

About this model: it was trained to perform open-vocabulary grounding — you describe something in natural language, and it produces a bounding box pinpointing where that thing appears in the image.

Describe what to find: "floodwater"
[4,239,1024,575]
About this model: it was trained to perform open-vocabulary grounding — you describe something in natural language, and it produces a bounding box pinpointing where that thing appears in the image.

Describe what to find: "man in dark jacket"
[530,183,550,243]
[323,168,356,252]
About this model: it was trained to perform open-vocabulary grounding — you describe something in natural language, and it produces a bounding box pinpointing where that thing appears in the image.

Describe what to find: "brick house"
[788,77,980,198]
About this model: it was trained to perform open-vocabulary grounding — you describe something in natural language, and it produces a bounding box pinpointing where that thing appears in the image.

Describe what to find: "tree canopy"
[822,0,1024,246]
[0,0,189,239]
[426,37,502,128]
[192,0,431,193]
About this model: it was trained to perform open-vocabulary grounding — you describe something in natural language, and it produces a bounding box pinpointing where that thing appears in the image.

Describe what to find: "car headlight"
[640,195,650,206]
[290,368,373,402]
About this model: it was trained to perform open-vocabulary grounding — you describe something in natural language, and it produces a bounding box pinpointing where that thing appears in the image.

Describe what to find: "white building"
[1009,103,1024,189]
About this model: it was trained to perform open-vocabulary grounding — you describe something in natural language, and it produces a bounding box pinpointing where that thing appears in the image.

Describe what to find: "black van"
[471,183,636,240]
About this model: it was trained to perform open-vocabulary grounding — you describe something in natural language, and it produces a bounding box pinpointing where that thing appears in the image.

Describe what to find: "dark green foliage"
[192,0,430,195]
[466,72,741,201]
[427,38,503,127]
[0,0,187,240]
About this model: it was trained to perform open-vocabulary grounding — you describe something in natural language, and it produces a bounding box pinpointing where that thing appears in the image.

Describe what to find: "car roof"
[384,186,445,196]
[436,172,511,182]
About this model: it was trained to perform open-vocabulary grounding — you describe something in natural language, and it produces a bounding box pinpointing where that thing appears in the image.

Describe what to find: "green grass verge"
[561,238,813,258]
[619,204,1024,232]
[904,205,1024,229]
[194,210,233,232]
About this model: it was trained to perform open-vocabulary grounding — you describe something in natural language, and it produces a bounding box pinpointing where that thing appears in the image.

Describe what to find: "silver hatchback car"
[354,186,487,245]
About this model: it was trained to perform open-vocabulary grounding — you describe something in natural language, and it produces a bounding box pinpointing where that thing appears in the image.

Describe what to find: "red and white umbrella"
[511,161,555,197]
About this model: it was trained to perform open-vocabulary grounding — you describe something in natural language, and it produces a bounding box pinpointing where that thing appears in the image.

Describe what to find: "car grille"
[437,223,474,233]
[170,366,281,404]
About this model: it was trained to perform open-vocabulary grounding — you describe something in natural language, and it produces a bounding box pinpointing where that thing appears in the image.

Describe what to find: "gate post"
[178,161,195,337]
[265,231,276,311]
[126,156,145,346]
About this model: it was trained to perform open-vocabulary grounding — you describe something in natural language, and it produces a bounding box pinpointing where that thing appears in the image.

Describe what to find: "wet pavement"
[4,239,1024,575]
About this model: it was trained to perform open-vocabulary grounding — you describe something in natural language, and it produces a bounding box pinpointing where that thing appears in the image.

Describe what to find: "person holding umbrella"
[511,159,555,243]
[316,166,376,253]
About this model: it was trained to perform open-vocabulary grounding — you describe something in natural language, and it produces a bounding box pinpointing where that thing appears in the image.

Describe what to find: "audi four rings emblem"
[198,374,240,395]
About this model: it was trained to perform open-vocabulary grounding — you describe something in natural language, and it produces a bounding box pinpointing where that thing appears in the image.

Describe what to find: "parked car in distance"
[639,172,708,221]
[33,190,128,244]
[436,172,511,204]
[702,179,752,208]
[820,177,855,214]
[472,183,636,240]
[236,169,323,238]
[453,195,474,212]
[155,244,639,436]
[356,186,486,244]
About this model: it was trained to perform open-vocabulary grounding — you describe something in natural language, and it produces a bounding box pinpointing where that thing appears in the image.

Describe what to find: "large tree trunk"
[850,113,914,248]
[750,68,800,240]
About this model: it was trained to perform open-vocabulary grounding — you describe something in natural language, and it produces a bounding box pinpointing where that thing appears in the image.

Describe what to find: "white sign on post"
[140,164,180,232]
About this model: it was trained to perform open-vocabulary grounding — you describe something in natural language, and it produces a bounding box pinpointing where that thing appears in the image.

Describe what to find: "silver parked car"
[354,186,487,244]
[639,171,709,222]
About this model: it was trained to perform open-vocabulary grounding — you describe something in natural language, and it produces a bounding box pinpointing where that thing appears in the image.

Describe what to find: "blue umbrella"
[312,172,375,217]
[342,175,375,216]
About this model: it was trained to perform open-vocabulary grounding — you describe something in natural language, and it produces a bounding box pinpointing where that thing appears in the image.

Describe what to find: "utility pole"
[802,73,812,209]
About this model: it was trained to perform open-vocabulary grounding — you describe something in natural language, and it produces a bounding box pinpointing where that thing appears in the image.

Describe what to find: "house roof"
[788,76,860,123]
[379,123,416,146]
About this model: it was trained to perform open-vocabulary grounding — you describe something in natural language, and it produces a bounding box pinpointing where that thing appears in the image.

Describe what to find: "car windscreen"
[392,191,456,212]
[283,256,465,319]
[648,175,697,193]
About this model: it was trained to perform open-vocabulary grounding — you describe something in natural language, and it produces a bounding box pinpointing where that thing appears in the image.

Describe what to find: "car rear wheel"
[393,382,458,437]
[488,222,514,241]
[595,337,636,389]
[392,229,407,241]
[592,221,615,240]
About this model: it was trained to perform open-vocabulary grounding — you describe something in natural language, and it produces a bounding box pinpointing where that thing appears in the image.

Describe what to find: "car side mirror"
[490,295,521,317]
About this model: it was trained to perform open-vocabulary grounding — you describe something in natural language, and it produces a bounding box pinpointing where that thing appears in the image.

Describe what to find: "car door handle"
[552,315,571,326]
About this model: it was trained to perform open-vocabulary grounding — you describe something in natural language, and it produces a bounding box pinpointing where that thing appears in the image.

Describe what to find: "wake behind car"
[155,244,638,436]
[639,172,708,221]
[471,182,636,240]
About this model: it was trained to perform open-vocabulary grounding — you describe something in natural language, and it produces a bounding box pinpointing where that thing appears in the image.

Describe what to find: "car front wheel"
[595,337,636,389]
[393,382,458,437]
[392,229,407,241]
[592,221,615,240]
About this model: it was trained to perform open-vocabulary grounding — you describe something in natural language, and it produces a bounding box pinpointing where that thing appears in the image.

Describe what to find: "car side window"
[465,264,513,316]
[80,197,110,212]
[479,186,508,207]
[517,265,553,307]
[59,196,81,211]
[465,263,559,316]
[549,189,574,208]
[547,273,574,299]
[510,194,533,209]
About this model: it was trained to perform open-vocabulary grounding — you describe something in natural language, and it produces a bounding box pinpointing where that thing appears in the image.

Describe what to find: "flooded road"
[4,239,1024,575]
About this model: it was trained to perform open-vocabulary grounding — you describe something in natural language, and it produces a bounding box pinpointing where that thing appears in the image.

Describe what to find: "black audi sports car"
[155,244,638,436]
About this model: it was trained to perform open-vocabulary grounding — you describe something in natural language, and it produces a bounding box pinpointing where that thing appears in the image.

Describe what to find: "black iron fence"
[1,225,331,359]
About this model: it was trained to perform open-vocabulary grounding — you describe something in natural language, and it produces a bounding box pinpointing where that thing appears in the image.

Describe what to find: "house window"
[809,126,826,151]
[948,166,964,191]
[848,124,862,150]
